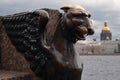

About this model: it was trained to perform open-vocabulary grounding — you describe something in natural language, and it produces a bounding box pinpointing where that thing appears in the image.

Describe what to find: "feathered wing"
[2,10,58,78]
[2,10,49,61]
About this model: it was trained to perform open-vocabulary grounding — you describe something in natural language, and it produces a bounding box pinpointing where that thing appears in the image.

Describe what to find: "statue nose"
[87,20,94,35]
[87,28,95,35]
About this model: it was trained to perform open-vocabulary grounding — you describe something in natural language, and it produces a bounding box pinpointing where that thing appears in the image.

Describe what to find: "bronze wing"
[2,10,56,78]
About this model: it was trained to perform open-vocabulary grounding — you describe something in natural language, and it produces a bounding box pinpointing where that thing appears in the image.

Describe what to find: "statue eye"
[88,14,91,18]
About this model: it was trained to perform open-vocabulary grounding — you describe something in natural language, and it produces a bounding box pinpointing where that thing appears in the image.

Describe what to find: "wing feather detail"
[2,10,49,61]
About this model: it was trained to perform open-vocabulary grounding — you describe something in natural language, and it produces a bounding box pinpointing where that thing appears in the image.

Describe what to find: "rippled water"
[78,55,120,80]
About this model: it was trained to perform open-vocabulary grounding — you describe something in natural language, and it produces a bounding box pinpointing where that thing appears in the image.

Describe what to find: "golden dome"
[102,22,110,31]
[102,26,110,31]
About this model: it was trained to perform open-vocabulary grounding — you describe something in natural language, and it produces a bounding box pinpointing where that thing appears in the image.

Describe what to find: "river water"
[78,55,120,80]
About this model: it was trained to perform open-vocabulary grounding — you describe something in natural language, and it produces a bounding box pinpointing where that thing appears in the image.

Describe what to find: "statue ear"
[60,6,71,13]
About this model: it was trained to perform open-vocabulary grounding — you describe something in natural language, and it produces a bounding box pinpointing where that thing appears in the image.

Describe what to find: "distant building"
[100,22,112,41]
[75,22,120,55]
[75,40,120,55]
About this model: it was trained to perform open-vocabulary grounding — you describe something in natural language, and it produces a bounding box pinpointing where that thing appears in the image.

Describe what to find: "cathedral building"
[75,22,120,55]
[100,22,112,40]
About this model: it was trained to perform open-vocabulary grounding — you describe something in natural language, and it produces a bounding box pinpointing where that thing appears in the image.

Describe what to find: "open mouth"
[65,26,94,42]
[74,26,94,40]
[75,32,86,40]
[75,26,88,40]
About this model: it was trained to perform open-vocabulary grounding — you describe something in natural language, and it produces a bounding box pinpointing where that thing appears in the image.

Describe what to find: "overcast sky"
[0,0,120,41]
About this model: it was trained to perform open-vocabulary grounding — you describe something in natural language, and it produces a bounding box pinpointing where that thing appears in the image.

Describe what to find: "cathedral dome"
[102,26,110,31]
[102,22,110,31]
[100,22,112,41]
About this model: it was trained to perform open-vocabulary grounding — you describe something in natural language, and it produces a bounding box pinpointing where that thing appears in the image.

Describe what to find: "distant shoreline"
[79,54,120,56]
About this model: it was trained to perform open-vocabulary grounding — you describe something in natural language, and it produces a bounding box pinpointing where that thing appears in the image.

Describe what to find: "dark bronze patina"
[1,5,94,80]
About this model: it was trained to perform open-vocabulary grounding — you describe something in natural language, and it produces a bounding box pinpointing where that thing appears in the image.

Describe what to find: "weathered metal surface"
[0,5,94,80]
